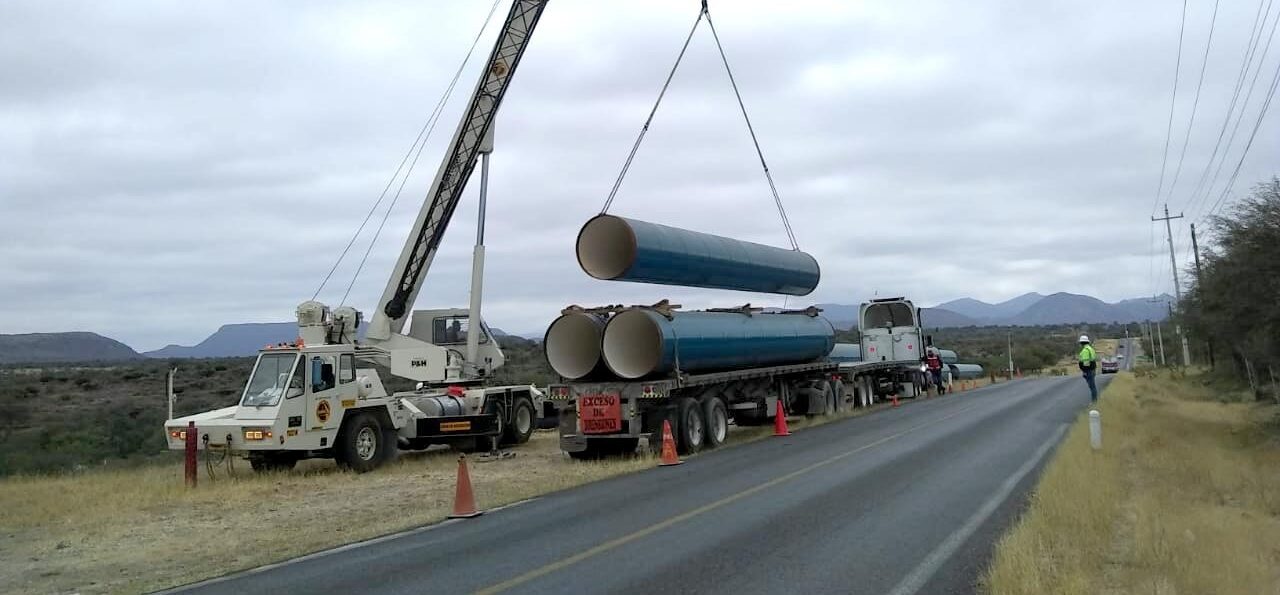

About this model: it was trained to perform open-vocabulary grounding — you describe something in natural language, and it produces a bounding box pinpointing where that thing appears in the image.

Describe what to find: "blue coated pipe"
[829,343,862,362]
[576,214,820,296]
[601,308,835,379]
[948,363,985,379]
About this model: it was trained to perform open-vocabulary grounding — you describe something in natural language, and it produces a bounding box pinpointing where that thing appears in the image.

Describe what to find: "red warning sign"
[579,394,621,434]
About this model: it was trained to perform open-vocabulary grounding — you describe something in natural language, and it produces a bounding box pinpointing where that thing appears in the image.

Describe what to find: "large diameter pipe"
[948,363,985,379]
[601,309,835,380]
[829,343,862,362]
[576,214,820,296]
[544,312,608,380]
[938,349,958,364]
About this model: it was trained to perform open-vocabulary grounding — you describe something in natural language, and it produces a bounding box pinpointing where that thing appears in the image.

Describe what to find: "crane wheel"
[503,396,536,445]
[336,411,388,473]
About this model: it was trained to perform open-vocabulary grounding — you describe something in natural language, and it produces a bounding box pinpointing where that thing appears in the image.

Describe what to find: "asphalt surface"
[170,375,1108,595]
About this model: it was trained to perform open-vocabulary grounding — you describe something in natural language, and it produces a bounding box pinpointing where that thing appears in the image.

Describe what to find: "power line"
[1203,46,1280,220]
[1153,0,1191,216]
[1163,0,1222,206]
[1180,0,1271,220]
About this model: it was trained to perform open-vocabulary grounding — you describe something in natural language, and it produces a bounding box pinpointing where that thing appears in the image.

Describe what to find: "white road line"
[886,423,1069,595]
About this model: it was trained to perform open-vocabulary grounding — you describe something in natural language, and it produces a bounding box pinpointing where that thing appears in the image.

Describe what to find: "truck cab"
[858,298,924,363]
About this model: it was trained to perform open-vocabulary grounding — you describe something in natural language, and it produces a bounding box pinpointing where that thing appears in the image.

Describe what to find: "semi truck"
[162,0,553,473]
[551,297,931,459]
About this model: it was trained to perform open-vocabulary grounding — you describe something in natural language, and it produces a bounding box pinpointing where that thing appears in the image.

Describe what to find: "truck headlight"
[243,428,273,441]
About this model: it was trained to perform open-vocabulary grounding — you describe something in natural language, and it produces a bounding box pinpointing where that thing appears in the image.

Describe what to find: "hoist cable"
[329,0,503,306]
[599,1,800,251]
[703,3,799,250]
[599,9,704,214]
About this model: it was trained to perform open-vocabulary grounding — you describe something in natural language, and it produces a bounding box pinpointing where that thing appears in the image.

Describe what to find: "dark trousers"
[1083,370,1098,402]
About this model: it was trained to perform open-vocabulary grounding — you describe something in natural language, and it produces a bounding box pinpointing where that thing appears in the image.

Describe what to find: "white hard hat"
[1078,335,1090,343]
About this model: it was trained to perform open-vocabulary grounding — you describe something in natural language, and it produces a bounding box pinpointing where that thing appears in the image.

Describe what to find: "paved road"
[171,375,1108,595]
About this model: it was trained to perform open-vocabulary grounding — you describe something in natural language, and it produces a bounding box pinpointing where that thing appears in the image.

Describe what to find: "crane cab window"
[433,316,488,345]
[339,353,355,384]
[310,354,338,393]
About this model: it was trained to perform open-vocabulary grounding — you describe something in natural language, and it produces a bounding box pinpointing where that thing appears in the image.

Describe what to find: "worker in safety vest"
[1078,334,1098,402]
[925,347,945,396]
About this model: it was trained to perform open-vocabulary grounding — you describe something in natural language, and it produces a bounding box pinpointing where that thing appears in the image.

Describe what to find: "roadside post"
[184,421,198,487]
[1089,410,1101,450]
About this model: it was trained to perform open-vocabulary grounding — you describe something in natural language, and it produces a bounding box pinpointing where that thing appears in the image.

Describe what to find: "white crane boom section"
[367,0,549,342]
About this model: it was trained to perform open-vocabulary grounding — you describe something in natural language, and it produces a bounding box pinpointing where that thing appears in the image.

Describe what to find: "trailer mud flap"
[416,414,499,438]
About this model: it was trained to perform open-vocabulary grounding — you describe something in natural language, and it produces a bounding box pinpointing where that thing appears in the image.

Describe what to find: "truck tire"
[502,396,536,445]
[829,380,845,413]
[823,381,838,416]
[702,398,728,449]
[249,453,297,472]
[799,386,825,417]
[675,397,705,455]
[336,411,388,473]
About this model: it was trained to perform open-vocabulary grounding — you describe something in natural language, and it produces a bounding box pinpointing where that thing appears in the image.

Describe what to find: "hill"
[145,323,297,358]
[0,332,143,364]
[919,308,980,328]
[935,293,1045,321]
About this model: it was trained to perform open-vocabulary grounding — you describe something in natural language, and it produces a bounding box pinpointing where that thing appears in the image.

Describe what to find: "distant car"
[1100,358,1120,374]
[1116,354,1125,360]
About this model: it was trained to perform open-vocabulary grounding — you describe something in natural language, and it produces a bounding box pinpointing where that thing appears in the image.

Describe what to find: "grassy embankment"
[984,369,1280,594]
[0,392,894,594]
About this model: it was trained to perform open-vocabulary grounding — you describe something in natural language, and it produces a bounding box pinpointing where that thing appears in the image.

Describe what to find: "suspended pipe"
[600,309,834,380]
[576,214,820,296]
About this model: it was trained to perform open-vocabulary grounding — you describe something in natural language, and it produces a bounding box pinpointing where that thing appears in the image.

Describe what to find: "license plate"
[579,394,621,434]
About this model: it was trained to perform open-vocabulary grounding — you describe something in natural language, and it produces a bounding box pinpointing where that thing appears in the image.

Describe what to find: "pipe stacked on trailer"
[544,307,835,380]
[576,215,820,296]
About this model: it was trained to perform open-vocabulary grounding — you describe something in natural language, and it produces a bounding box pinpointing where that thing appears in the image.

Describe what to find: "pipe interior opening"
[545,314,603,380]
[602,310,664,379]
[577,215,636,280]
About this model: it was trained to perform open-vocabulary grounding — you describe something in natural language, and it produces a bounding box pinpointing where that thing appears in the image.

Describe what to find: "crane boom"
[368,0,549,341]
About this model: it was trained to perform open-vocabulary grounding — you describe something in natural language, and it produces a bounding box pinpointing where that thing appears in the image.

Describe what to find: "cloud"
[1,0,1277,350]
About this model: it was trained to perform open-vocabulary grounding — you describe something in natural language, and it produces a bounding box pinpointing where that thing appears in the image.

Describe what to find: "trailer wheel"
[829,380,845,412]
[503,396,536,445]
[823,381,838,416]
[702,398,728,449]
[675,397,705,455]
[336,412,388,473]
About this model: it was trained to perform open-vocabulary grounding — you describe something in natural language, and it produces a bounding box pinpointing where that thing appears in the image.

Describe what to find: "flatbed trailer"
[551,358,922,459]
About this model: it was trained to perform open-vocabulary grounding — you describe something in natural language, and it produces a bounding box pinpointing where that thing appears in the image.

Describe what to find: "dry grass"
[0,431,654,594]
[0,392,899,595]
[983,370,1280,594]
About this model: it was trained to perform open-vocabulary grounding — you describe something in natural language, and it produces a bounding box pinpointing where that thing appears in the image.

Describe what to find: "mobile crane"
[163,0,551,473]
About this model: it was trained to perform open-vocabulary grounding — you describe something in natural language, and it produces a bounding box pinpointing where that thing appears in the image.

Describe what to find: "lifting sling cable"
[309,0,504,303]
[599,0,801,251]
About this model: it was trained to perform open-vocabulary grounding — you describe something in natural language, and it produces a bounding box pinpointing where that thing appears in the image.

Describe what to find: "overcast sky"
[3,0,1278,350]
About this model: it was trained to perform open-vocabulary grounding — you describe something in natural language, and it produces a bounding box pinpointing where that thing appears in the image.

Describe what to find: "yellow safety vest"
[1079,344,1097,364]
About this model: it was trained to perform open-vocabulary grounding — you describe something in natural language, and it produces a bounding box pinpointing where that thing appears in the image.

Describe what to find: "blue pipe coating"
[576,214,820,296]
[601,308,835,379]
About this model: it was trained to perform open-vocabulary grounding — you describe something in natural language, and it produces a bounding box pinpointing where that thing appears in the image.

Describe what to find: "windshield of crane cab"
[240,353,302,407]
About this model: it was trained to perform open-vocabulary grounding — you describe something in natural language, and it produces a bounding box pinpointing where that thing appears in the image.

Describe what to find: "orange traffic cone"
[892,394,900,408]
[773,399,791,437]
[659,419,683,466]
[447,454,482,518]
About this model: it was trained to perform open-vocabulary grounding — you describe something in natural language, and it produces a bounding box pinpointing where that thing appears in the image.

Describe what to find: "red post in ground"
[184,421,197,488]
[892,394,900,408]
[773,398,791,436]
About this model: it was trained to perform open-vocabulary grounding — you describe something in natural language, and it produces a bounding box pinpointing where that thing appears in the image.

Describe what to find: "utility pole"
[1153,204,1192,367]
[1007,333,1014,379]
[1156,319,1166,366]
[1190,223,1215,368]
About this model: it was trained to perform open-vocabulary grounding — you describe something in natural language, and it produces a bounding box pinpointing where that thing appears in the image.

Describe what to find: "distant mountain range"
[0,332,143,364]
[3,293,1172,363]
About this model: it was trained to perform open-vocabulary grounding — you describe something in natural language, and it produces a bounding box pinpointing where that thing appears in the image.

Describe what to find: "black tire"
[829,380,845,413]
[800,386,825,417]
[675,397,705,455]
[502,396,536,445]
[249,454,297,473]
[822,382,837,416]
[336,412,388,473]
[476,400,506,452]
[702,398,728,449]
